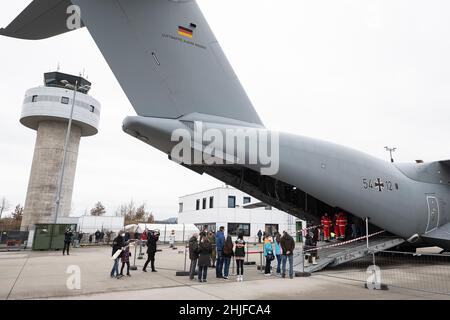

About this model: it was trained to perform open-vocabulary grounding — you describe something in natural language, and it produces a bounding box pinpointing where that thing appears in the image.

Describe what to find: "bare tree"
[90,202,106,216]
[11,204,23,221]
[118,201,154,225]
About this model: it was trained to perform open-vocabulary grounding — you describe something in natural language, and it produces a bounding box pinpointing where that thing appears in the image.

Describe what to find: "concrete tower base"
[21,121,81,231]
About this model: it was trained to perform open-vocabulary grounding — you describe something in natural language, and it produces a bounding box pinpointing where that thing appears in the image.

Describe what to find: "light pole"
[384,146,397,163]
[53,80,91,224]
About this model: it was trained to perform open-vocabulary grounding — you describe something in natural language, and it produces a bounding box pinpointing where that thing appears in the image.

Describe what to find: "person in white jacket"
[169,230,176,249]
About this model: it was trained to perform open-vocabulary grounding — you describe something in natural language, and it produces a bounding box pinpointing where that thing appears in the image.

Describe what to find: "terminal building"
[178,186,305,242]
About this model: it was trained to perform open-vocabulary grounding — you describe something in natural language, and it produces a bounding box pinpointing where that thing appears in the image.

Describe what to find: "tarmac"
[0,244,449,300]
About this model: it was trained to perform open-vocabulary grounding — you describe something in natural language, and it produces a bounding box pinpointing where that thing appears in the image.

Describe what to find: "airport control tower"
[20,72,101,231]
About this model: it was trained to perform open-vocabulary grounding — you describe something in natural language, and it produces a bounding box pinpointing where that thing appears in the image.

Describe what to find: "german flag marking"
[178,26,193,38]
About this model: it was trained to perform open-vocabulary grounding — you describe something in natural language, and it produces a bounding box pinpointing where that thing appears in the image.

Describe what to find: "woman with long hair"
[222,235,234,280]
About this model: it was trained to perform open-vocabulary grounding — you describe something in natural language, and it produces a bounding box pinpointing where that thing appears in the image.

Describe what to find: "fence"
[0,230,29,250]
[316,250,450,295]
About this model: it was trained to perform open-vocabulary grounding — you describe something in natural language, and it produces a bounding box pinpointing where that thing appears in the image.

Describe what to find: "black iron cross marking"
[375,178,384,192]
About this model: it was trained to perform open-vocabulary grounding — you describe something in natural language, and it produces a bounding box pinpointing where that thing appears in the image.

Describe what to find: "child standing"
[234,233,246,282]
[120,242,132,277]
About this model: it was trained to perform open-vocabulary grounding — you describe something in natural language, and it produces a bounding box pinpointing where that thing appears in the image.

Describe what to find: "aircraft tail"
[1,0,263,126]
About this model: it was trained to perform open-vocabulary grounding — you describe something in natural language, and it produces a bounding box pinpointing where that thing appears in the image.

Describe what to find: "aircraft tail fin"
[74,0,263,125]
[0,0,82,40]
[1,0,263,126]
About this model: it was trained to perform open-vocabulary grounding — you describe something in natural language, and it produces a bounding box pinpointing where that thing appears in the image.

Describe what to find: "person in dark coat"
[120,241,132,276]
[188,233,199,280]
[257,230,263,243]
[234,233,246,281]
[111,233,124,278]
[95,230,101,244]
[304,231,318,266]
[280,231,295,279]
[89,234,93,244]
[143,230,159,272]
[222,235,234,280]
[197,233,212,283]
[63,228,73,255]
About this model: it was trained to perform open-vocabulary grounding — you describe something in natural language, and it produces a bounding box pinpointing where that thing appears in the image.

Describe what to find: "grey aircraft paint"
[2,0,450,249]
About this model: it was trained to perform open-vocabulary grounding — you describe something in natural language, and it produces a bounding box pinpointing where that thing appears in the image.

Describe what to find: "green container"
[33,224,77,250]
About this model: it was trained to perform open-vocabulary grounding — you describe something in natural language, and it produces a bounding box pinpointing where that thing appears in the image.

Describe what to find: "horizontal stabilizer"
[440,160,450,168]
[0,0,82,40]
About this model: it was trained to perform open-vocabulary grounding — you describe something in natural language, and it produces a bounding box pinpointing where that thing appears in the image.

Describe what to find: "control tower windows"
[90,105,95,113]
[61,97,69,104]
[32,95,38,102]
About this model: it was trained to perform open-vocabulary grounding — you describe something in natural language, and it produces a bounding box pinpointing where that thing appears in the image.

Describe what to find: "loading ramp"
[293,236,405,274]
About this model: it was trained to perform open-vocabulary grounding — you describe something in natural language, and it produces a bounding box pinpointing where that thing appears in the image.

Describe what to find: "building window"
[265,206,272,210]
[228,196,236,208]
[243,197,251,204]
[209,196,214,209]
[178,203,183,213]
[32,95,38,102]
[61,97,70,104]
[228,223,250,237]
[90,105,95,113]
[202,198,207,210]
[196,199,200,211]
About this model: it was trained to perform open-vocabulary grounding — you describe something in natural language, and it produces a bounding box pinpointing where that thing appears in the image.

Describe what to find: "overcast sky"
[1,0,450,219]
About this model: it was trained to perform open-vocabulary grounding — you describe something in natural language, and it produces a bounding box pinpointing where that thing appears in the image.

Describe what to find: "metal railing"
[0,230,29,250]
[316,250,450,295]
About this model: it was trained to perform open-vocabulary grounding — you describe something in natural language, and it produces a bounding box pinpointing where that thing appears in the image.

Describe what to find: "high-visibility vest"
[321,217,331,227]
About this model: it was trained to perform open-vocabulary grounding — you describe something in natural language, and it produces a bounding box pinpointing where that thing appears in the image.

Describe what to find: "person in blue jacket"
[274,233,283,277]
[215,226,225,278]
[264,236,274,276]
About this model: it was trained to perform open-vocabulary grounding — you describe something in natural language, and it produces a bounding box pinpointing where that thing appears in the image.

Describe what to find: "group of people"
[262,231,296,278]
[320,212,348,242]
[319,212,365,242]
[110,229,160,279]
[188,227,297,283]
[188,227,246,282]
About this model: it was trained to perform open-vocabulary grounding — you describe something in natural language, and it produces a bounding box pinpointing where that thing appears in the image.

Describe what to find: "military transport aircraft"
[2,0,449,250]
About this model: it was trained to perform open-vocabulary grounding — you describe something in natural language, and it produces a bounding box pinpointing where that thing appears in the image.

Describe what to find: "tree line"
[0,197,155,231]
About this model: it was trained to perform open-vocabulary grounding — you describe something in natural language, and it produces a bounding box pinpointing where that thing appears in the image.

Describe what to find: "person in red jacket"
[337,212,348,240]
[320,213,332,242]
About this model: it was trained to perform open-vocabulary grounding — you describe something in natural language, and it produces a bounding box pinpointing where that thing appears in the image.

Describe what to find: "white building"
[178,186,305,242]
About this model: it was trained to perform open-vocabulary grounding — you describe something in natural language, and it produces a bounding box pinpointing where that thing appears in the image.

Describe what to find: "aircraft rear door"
[425,194,440,233]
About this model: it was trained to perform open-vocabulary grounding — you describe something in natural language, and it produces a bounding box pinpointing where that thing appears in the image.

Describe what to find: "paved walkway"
[0,245,448,300]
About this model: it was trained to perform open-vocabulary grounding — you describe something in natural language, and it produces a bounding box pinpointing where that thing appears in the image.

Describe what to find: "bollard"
[258,251,265,273]
[175,244,191,276]
[184,244,187,272]
[244,243,256,266]
[130,242,138,270]
[232,256,235,276]
[137,240,143,259]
